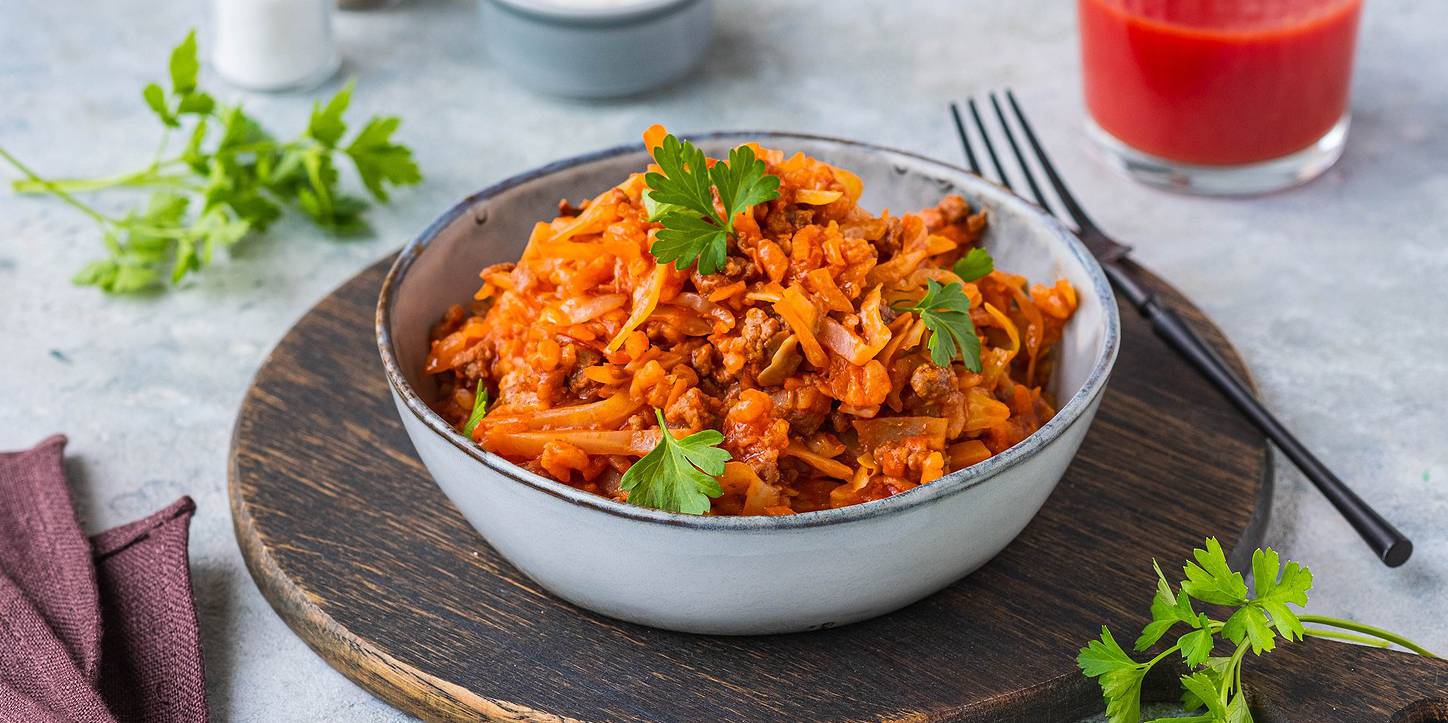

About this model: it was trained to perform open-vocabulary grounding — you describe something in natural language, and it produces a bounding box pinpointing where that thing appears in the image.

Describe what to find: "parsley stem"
[1302,627,1391,648]
[150,127,172,168]
[1225,640,1250,707]
[1144,643,1181,668]
[1298,614,1436,657]
[0,146,118,225]
[11,167,193,194]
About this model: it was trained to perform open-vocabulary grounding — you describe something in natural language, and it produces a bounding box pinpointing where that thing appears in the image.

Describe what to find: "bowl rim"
[488,0,699,25]
[376,131,1121,531]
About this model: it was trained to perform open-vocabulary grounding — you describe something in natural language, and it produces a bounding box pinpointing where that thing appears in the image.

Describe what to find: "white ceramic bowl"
[377,133,1120,635]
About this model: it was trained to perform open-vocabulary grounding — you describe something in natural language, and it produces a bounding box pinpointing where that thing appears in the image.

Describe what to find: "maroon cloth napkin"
[0,435,207,722]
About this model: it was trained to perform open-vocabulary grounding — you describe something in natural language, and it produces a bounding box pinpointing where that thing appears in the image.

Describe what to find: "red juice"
[1080,0,1363,166]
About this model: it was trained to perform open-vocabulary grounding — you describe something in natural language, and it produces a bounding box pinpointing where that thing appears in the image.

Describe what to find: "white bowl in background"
[377,133,1120,635]
[481,0,712,98]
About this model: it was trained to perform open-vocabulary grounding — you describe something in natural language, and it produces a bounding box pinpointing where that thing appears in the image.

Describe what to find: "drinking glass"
[1079,0,1364,195]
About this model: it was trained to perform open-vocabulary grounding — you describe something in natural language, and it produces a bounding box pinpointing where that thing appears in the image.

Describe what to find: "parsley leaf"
[643,132,779,274]
[461,381,489,437]
[1251,547,1311,642]
[1180,537,1248,606]
[307,80,352,148]
[1136,561,1198,650]
[169,30,200,95]
[345,115,422,203]
[953,246,994,282]
[0,30,422,294]
[893,279,982,371]
[619,409,730,515]
[1077,627,1146,723]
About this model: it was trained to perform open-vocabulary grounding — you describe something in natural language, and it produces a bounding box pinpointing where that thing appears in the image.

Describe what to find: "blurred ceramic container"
[213,0,341,91]
[480,0,713,98]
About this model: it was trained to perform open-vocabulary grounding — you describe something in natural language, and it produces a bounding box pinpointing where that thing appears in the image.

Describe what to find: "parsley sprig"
[643,134,780,275]
[894,279,982,371]
[0,30,421,293]
[953,246,993,282]
[619,409,731,515]
[1080,537,1434,723]
[461,381,490,437]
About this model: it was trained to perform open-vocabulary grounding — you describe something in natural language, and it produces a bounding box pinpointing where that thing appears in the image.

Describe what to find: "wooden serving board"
[230,256,1448,722]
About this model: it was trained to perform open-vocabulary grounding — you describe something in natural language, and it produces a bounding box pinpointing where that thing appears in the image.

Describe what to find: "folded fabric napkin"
[0,436,207,722]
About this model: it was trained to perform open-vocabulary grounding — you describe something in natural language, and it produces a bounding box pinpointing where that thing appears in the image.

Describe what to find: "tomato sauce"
[1080,0,1363,165]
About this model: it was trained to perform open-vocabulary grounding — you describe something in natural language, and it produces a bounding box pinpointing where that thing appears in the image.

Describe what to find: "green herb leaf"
[643,133,779,274]
[176,91,215,117]
[650,212,729,275]
[1137,560,1196,650]
[893,279,982,371]
[345,115,422,203]
[1222,605,1277,655]
[953,246,994,282]
[619,409,730,515]
[641,190,686,222]
[169,29,200,94]
[645,134,715,217]
[142,83,176,127]
[1180,537,1249,606]
[1077,627,1147,723]
[1179,671,1227,718]
[308,80,353,148]
[710,144,779,223]
[461,381,489,437]
[1177,623,1216,668]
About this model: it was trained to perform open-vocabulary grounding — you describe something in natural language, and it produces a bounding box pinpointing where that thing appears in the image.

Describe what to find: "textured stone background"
[2,0,1444,720]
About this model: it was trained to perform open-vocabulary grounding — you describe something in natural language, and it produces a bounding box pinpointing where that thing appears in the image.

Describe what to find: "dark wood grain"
[229,256,1446,722]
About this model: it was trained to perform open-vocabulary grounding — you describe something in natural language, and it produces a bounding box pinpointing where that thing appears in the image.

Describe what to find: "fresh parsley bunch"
[1079,537,1434,723]
[0,30,421,293]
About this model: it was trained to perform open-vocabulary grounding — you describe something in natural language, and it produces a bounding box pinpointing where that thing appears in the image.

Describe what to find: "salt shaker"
[213,0,341,91]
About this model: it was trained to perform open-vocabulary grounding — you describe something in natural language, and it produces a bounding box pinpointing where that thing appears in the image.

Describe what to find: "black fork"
[951,90,1412,567]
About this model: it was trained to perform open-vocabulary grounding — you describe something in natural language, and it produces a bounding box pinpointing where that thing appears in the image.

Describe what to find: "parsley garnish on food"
[0,29,421,294]
[643,133,780,275]
[953,246,994,282]
[619,409,731,515]
[1079,537,1435,723]
[461,381,489,437]
[894,279,982,371]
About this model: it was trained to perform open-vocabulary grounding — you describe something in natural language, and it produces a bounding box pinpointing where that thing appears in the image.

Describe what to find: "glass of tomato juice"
[1079,0,1364,195]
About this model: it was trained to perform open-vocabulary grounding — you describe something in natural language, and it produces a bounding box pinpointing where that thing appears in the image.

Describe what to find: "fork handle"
[1103,262,1413,567]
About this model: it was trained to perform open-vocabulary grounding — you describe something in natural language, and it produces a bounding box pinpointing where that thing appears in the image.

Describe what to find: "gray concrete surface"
[2,0,1444,720]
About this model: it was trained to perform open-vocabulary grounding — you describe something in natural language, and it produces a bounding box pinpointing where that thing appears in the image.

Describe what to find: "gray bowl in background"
[481,0,713,98]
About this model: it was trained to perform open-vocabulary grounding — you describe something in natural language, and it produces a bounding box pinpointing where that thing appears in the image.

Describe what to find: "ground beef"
[909,363,957,404]
[906,363,968,438]
[566,347,603,398]
[691,256,754,296]
[874,216,905,259]
[665,387,721,431]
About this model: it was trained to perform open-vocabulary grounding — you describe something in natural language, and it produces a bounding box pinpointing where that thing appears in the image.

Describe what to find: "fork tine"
[966,98,1013,192]
[948,102,981,175]
[1003,89,1098,234]
[987,92,1052,213]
